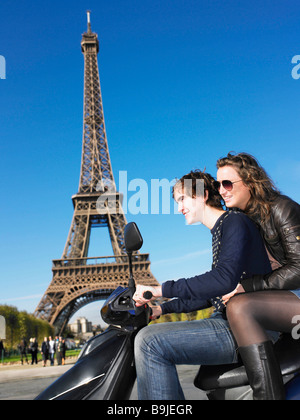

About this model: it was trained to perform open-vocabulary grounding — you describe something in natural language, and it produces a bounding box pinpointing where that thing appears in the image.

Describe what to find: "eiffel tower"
[35,12,158,333]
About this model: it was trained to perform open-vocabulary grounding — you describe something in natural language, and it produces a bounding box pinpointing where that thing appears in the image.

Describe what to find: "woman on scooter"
[217,152,300,400]
[133,169,275,400]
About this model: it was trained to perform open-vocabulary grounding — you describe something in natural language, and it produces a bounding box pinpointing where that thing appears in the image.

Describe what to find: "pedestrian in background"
[19,339,29,365]
[41,337,49,367]
[48,336,56,366]
[30,338,38,365]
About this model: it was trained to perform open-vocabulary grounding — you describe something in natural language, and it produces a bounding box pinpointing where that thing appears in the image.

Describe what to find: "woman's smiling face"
[217,165,251,210]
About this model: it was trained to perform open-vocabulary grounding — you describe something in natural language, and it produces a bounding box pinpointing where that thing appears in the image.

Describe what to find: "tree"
[0,305,54,350]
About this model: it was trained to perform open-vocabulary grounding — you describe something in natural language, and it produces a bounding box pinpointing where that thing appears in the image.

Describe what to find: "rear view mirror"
[124,222,143,253]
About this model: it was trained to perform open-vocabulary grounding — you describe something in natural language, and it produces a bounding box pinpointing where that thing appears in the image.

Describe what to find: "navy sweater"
[161,211,271,315]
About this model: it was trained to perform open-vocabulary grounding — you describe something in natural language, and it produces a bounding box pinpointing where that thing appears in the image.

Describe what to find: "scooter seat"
[194,334,300,391]
[275,333,300,376]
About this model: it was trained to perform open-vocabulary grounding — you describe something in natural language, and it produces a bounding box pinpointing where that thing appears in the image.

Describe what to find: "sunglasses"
[214,180,243,192]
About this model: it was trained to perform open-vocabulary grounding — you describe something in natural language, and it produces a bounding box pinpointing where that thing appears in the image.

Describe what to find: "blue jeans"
[134,312,239,400]
[49,353,55,366]
[290,288,300,299]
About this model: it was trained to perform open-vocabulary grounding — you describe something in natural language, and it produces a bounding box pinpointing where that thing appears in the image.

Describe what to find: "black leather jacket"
[241,195,300,292]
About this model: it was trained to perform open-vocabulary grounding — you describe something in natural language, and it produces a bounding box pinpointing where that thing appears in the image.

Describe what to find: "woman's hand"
[133,285,162,307]
[222,284,245,305]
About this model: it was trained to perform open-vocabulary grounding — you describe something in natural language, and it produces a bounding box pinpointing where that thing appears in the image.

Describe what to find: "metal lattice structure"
[34,12,158,333]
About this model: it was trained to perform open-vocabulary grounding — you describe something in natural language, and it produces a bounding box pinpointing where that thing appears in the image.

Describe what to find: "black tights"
[226,291,300,347]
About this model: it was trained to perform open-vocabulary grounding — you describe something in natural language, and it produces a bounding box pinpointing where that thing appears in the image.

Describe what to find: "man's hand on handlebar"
[150,306,162,320]
[133,285,162,307]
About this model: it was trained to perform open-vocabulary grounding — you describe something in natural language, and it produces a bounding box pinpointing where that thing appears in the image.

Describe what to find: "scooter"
[194,332,300,400]
[35,222,151,400]
[36,222,300,400]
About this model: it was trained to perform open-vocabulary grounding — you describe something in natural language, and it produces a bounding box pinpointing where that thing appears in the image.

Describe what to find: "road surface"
[0,361,207,400]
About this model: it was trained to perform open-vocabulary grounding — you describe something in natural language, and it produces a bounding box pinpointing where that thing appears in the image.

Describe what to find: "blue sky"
[1,0,300,325]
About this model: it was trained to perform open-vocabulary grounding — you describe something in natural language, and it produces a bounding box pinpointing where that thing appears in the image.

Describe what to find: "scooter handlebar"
[143,291,153,300]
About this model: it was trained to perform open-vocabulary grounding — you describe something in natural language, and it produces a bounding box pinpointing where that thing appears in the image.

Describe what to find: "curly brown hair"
[216,152,280,222]
[172,169,223,210]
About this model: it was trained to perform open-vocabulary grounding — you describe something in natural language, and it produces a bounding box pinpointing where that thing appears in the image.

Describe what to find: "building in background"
[68,317,92,335]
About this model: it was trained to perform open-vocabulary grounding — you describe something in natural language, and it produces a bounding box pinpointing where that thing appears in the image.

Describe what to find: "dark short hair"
[173,169,223,210]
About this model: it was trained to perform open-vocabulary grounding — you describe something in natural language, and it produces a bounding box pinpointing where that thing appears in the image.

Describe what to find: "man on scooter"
[133,169,278,400]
